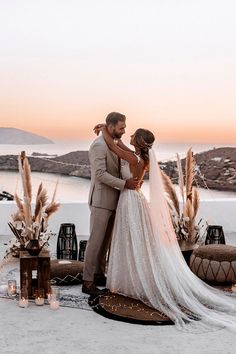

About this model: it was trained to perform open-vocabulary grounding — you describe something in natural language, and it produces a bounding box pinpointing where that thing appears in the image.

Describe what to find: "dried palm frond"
[176,153,185,205]
[192,187,200,219]
[161,170,180,216]
[8,222,25,245]
[185,148,194,202]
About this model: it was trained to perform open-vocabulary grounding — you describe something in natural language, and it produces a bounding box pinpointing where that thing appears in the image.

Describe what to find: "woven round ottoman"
[50,259,84,285]
[190,244,236,284]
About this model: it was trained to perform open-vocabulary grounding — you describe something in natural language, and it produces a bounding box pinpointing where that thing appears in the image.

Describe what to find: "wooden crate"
[20,250,50,298]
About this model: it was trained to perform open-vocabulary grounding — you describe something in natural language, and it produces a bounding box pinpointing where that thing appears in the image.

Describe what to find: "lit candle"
[7,280,17,296]
[19,297,29,308]
[19,287,29,308]
[34,289,44,306]
[35,297,44,306]
[50,300,60,310]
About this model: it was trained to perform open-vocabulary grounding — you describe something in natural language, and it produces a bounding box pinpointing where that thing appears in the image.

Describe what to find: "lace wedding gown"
[107,150,236,331]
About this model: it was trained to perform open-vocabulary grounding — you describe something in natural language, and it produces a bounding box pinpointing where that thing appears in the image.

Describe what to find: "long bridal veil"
[148,148,236,331]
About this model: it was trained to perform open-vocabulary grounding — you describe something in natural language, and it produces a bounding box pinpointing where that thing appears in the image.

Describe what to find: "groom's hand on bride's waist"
[125,177,139,190]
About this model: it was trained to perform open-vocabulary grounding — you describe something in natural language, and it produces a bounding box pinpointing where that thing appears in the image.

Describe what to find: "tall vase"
[25,239,42,256]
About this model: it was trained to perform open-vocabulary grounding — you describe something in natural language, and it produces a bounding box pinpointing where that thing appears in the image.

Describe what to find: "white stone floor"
[0,233,236,354]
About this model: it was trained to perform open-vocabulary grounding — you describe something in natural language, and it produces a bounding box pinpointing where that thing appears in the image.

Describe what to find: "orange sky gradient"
[0,1,236,144]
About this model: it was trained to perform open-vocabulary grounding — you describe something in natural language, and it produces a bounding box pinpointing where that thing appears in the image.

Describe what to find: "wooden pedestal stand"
[20,250,50,298]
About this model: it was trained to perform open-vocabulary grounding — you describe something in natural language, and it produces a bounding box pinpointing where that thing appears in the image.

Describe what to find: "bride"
[95,124,236,331]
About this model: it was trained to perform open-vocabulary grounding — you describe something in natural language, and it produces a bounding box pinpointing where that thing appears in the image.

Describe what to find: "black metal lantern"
[78,240,87,262]
[57,223,78,260]
[205,225,226,245]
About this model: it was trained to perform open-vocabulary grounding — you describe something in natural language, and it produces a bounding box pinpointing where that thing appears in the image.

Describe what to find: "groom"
[82,112,139,296]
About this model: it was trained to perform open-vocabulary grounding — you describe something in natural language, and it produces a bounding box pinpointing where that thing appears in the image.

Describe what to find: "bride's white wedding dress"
[107,149,236,331]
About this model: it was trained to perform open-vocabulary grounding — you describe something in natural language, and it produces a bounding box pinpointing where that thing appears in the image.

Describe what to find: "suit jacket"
[88,135,126,210]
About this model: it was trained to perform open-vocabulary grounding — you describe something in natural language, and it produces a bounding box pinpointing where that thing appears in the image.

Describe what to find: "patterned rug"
[2,257,236,325]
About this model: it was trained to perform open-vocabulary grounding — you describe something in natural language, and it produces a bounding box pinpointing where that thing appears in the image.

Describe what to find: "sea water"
[0,141,235,202]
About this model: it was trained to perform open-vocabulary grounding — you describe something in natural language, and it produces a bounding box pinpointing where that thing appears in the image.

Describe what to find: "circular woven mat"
[91,292,174,325]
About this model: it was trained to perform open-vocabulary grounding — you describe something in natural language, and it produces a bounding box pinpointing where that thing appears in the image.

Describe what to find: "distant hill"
[0,128,54,144]
[0,147,236,191]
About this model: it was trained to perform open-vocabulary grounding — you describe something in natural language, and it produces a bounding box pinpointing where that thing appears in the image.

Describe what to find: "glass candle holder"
[47,280,57,302]
[19,287,29,308]
[34,288,45,306]
[50,286,60,301]
[49,286,60,310]
[50,299,60,310]
[7,280,17,296]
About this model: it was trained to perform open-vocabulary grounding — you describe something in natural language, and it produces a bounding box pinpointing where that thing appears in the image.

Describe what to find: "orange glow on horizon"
[1,2,236,145]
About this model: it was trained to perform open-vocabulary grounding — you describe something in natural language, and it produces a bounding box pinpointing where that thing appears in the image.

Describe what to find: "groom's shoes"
[94,274,107,287]
[82,281,105,297]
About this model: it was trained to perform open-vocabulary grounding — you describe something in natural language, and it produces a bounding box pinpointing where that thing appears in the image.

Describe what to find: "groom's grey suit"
[83,135,126,282]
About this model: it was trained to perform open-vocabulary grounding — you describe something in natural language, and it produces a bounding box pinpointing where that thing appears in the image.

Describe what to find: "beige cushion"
[190,245,236,283]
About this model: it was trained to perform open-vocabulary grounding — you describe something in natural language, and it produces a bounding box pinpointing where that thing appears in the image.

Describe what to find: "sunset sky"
[0,0,236,143]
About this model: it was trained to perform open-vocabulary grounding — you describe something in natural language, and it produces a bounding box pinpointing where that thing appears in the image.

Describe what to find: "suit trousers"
[83,206,116,282]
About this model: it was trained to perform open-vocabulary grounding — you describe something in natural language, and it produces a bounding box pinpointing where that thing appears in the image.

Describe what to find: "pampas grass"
[162,148,202,243]
[7,151,60,256]
[177,153,185,205]
[161,170,180,216]
[185,148,194,202]
[192,187,200,219]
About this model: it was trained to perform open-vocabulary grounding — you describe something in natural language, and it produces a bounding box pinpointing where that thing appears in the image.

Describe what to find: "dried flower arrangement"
[161,148,204,244]
[6,151,60,258]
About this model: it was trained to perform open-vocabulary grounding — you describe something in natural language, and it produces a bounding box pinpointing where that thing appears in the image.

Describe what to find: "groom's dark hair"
[105,112,126,126]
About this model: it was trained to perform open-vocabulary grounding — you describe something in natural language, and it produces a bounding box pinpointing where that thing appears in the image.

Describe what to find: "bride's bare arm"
[101,127,138,165]
[117,139,133,152]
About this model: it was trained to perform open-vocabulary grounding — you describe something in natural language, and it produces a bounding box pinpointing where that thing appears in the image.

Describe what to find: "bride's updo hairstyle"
[134,128,155,167]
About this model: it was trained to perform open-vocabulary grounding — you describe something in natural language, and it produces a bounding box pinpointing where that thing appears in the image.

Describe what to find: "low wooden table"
[20,250,51,298]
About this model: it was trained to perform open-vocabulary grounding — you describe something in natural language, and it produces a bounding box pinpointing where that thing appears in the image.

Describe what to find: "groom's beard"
[113,133,124,139]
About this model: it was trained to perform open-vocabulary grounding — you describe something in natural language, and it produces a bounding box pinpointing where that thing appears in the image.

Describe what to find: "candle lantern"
[7,280,17,296]
[50,298,60,310]
[205,225,226,245]
[57,223,78,260]
[34,288,45,306]
[78,240,87,262]
[19,287,29,308]
[49,286,60,310]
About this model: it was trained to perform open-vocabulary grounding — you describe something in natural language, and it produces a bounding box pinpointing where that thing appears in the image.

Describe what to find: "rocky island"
[0,147,235,192]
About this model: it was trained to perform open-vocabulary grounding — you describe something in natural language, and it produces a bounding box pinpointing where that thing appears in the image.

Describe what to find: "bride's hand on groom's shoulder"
[93,123,106,136]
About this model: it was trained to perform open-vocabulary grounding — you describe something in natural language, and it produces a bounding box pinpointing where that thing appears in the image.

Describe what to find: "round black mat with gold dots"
[89,292,174,325]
